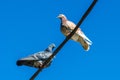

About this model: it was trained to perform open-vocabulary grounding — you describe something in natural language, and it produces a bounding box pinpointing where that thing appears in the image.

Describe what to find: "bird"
[16,43,56,68]
[57,14,92,51]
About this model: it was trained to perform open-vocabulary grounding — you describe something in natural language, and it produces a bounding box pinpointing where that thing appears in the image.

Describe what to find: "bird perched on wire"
[57,14,92,51]
[16,43,56,68]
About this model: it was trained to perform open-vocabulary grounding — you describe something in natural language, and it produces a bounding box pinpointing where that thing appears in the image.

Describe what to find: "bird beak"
[57,15,60,18]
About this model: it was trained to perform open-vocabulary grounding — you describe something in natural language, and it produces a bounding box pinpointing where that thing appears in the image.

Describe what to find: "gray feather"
[16,43,56,68]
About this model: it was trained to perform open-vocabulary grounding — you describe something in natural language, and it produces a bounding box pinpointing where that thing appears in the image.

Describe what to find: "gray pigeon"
[57,14,92,51]
[16,43,56,68]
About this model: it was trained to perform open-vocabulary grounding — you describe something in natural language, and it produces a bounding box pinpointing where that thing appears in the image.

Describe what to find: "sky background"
[0,0,120,80]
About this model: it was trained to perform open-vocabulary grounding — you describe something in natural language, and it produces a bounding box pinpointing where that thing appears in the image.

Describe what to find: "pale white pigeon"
[57,14,92,51]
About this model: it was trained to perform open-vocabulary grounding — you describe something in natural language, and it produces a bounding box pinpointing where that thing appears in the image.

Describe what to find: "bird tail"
[78,36,92,51]
[16,60,24,66]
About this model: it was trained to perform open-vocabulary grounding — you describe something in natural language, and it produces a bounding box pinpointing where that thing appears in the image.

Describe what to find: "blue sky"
[0,0,120,80]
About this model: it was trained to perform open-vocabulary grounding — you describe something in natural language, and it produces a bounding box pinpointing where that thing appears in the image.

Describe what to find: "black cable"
[30,0,98,80]
[30,68,42,80]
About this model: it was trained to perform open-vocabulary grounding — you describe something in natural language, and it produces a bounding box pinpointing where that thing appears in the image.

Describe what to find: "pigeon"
[16,43,56,68]
[57,14,92,51]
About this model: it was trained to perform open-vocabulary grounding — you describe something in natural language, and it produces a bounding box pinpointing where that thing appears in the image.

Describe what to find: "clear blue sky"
[0,0,120,80]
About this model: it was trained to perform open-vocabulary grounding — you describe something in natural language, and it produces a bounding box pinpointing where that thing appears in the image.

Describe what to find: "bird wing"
[66,21,92,45]
[66,21,82,34]
[20,56,39,61]
[20,51,52,61]
[77,29,92,45]
[19,51,43,61]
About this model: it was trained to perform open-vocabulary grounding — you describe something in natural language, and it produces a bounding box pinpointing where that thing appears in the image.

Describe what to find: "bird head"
[57,14,67,20]
[45,43,56,52]
[49,43,56,49]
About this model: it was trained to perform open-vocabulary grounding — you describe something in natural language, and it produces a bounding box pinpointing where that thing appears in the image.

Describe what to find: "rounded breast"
[61,26,70,36]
